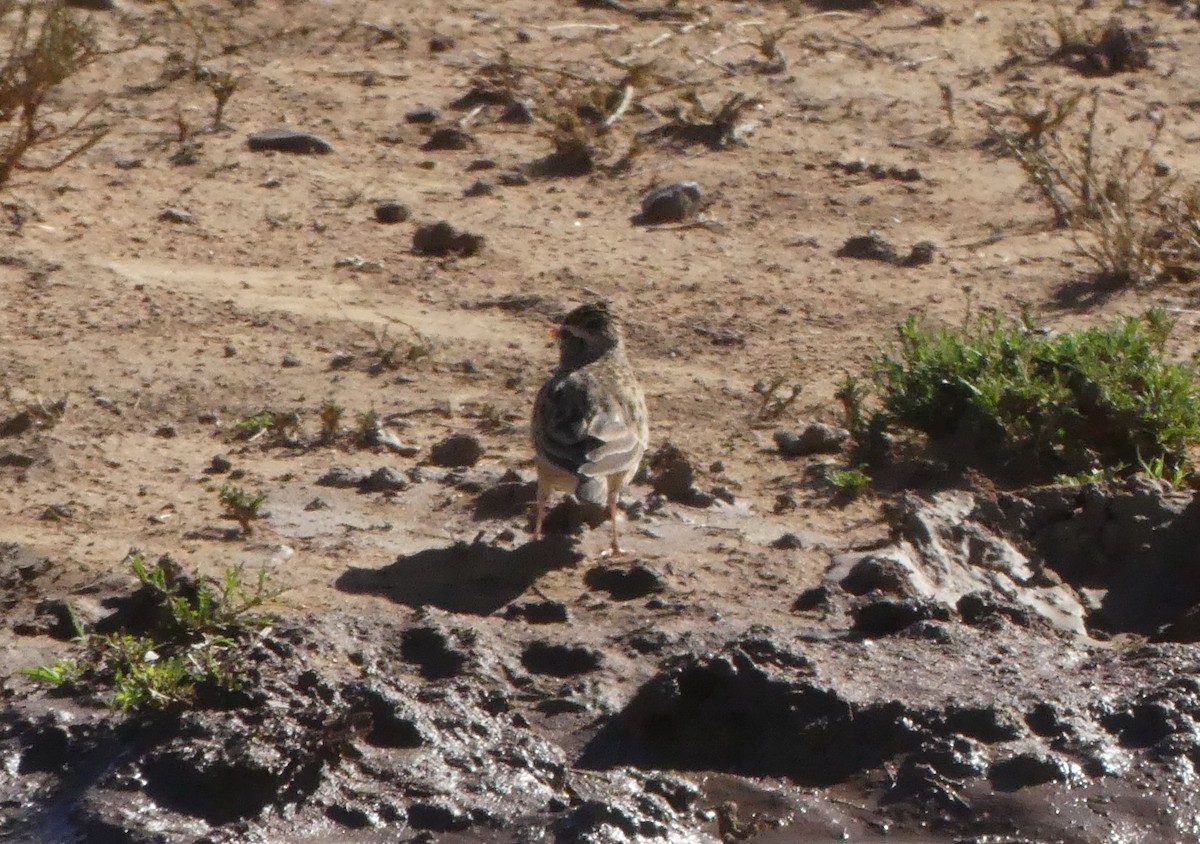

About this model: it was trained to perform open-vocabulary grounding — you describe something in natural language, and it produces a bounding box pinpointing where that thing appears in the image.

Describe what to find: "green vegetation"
[848,309,1200,480]
[219,484,267,535]
[235,409,301,443]
[21,556,283,712]
[826,464,872,500]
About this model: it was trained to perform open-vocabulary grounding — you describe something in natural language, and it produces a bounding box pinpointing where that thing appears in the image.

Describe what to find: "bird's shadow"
[334,535,583,615]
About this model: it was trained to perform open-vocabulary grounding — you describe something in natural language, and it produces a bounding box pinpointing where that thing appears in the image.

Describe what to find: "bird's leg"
[606,490,623,556]
[534,481,549,540]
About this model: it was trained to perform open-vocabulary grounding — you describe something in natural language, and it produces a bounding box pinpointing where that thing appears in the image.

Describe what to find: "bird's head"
[556,301,623,367]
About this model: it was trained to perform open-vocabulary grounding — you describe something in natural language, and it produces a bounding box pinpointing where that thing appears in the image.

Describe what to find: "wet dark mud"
[6,480,1200,843]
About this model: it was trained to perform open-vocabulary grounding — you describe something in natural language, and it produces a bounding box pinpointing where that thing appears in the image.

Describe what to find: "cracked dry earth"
[6,0,1200,842]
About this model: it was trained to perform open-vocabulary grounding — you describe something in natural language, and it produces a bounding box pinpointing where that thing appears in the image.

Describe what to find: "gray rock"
[361,467,410,493]
[316,465,369,488]
[637,182,704,225]
[159,208,195,224]
[775,423,850,456]
[247,127,334,155]
[405,107,441,124]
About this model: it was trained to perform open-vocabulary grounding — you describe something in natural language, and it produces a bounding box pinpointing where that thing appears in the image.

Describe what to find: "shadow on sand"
[335,535,582,615]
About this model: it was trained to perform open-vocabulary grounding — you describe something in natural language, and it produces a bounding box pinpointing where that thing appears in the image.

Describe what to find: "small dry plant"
[985,89,1199,285]
[1004,13,1150,76]
[0,1,110,186]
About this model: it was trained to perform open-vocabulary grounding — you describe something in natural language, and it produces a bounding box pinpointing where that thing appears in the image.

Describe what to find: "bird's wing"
[536,373,640,480]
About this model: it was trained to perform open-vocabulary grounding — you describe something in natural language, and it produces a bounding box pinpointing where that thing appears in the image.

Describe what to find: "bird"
[532,301,649,555]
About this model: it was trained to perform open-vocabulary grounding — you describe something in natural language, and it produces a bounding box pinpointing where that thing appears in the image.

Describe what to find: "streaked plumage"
[532,302,649,554]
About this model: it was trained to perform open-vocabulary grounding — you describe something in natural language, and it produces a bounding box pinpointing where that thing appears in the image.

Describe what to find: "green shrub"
[21,556,283,712]
[863,309,1200,478]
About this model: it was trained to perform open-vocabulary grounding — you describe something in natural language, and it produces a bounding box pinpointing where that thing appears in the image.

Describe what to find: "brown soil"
[5,1,1200,842]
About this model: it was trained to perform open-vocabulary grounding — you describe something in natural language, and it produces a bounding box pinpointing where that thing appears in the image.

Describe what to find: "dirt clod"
[429,433,484,467]
[412,221,485,257]
[374,202,410,224]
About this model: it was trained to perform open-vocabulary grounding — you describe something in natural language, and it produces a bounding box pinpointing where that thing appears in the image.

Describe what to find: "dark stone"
[636,182,704,225]
[536,697,588,715]
[466,158,497,171]
[360,467,410,493]
[281,354,301,368]
[901,240,938,267]
[400,624,469,679]
[0,411,33,437]
[428,35,456,53]
[1025,702,1071,738]
[521,640,603,677]
[247,127,334,155]
[852,598,950,636]
[988,752,1069,790]
[504,600,569,624]
[499,100,535,124]
[840,556,911,597]
[940,705,1024,743]
[774,423,850,456]
[65,0,114,9]
[342,682,425,749]
[584,563,666,601]
[413,221,485,257]
[207,455,232,474]
[154,424,177,438]
[421,127,473,151]
[408,801,470,831]
[405,107,441,124]
[429,433,484,468]
[316,465,369,488]
[957,591,1032,628]
[836,231,899,263]
[792,585,830,611]
[648,443,697,503]
[464,179,494,197]
[374,202,410,224]
[771,532,806,550]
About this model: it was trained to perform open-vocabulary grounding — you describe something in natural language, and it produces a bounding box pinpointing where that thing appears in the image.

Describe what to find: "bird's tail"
[575,475,607,506]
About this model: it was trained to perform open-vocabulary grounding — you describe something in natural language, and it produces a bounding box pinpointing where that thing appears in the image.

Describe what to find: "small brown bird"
[532,302,649,555]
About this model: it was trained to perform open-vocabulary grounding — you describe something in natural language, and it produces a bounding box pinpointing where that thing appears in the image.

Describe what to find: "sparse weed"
[0,2,113,187]
[219,485,267,535]
[318,399,344,442]
[985,89,1199,285]
[826,465,872,500]
[753,377,802,423]
[1137,453,1190,489]
[19,658,84,688]
[235,409,301,444]
[22,556,283,712]
[860,309,1200,480]
[354,408,380,446]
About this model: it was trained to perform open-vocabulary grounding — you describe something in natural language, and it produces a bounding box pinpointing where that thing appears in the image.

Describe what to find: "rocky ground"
[5,0,1200,841]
